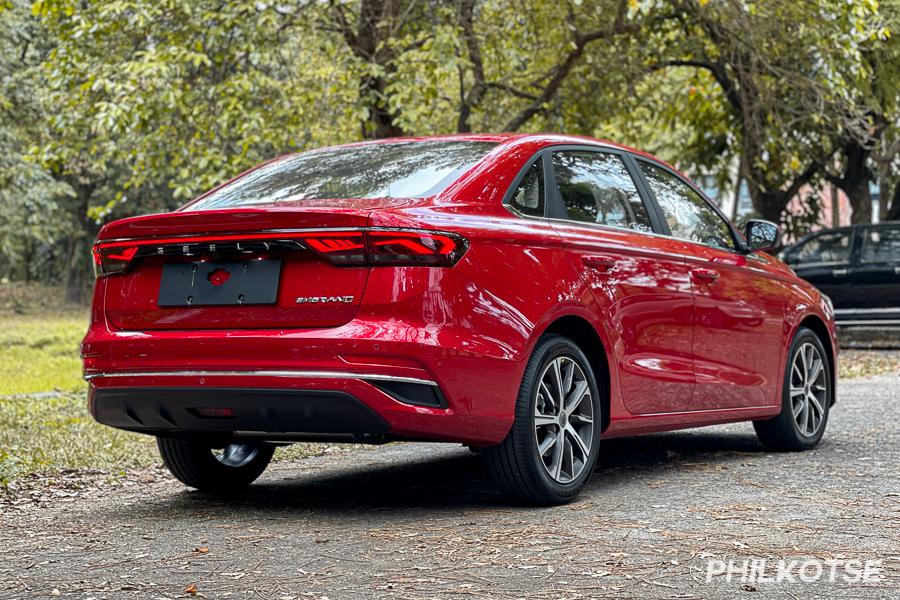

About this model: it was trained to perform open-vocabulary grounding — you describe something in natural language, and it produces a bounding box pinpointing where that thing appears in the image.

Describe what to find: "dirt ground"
[1,375,898,599]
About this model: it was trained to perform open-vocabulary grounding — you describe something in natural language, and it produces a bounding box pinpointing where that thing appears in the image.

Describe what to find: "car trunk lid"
[98,206,381,331]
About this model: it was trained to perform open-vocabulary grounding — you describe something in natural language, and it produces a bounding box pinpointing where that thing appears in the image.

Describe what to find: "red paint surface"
[83,134,837,446]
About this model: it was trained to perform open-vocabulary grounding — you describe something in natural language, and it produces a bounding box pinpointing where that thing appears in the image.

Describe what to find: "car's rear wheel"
[157,436,274,493]
[486,334,601,505]
[753,327,831,451]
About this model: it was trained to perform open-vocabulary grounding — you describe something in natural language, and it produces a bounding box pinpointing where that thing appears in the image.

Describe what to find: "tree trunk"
[749,186,788,224]
[878,169,891,222]
[830,183,840,227]
[847,178,873,225]
[887,182,900,222]
[359,76,405,139]
[63,182,96,305]
[837,139,873,225]
[353,0,405,139]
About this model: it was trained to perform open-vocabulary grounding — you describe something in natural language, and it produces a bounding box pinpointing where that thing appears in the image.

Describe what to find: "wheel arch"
[542,314,612,432]
[794,314,837,405]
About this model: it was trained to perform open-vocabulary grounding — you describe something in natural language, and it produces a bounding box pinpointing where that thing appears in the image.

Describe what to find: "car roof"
[312,133,679,172]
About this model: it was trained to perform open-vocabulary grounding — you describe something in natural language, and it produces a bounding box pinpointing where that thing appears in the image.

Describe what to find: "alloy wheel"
[215,444,260,468]
[789,342,828,437]
[533,356,595,484]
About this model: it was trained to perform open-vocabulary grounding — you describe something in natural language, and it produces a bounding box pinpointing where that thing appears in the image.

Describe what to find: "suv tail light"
[92,228,468,276]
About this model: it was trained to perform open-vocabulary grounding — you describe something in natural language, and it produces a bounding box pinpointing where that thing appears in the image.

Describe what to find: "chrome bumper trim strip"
[84,370,438,387]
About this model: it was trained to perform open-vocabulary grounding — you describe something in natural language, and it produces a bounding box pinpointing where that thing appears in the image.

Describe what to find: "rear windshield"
[189,141,497,210]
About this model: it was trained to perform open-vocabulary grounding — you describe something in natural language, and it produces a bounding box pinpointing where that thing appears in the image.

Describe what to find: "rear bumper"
[90,386,391,440]
[84,364,513,446]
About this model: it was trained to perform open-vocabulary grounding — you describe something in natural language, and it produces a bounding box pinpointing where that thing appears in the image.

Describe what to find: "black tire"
[157,436,274,493]
[486,334,602,505]
[753,327,832,451]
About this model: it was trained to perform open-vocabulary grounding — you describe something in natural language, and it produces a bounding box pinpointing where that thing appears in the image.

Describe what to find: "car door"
[781,229,857,308]
[852,224,900,312]
[547,148,695,414]
[634,160,790,411]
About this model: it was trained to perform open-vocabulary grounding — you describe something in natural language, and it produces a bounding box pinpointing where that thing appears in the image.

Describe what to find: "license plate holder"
[158,260,281,307]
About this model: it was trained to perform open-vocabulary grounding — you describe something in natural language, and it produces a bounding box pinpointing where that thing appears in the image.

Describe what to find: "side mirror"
[743,219,781,253]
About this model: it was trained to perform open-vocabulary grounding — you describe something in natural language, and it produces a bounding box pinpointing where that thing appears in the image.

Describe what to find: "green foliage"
[34,0,359,205]
[1,0,899,289]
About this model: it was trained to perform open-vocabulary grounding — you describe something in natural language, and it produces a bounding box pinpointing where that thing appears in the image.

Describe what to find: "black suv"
[780,222,900,325]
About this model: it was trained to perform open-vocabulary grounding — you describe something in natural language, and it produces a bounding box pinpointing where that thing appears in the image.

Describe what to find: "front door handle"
[691,268,720,283]
[582,255,617,270]
[832,268,849,277]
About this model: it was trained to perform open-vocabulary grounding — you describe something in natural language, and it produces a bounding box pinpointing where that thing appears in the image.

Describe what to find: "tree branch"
[503,0,665,132]
[456,0,486,133]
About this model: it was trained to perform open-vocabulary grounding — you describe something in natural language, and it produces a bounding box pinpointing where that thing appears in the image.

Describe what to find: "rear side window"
[638,162,736,250]
[551,151,653,233]
[189,141,497,210]
[791,231,853,265]
[509,159,545,217]
[860,226,900,264]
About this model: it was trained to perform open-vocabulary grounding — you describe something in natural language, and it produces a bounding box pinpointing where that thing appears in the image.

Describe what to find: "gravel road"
[1,375,898,599]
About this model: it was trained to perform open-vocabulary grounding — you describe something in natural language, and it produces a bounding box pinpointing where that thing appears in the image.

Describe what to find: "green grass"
[0,310,89,395]
[0,392,158,485]
[0,298,158,485]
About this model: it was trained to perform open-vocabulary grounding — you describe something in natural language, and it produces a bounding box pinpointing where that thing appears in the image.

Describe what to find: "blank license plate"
[158,260,281,307]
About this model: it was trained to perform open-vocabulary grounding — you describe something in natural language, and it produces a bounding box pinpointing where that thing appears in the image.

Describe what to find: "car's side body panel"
[678,242,791,410]
[551,221,695,414]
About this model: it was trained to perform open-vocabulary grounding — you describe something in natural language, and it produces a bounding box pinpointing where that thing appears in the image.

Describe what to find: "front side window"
[551,151,653,233]
[638,162,736,250]
[189,141,497,210]
[791,231,853,265]
[860,226,900,264]
[509,159,545,217]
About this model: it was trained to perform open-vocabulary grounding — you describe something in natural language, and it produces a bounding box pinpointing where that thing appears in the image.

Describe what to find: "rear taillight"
[92,228,468,276]
[367,230,465,266]
[298,230,468,267]
[93,244,136,276]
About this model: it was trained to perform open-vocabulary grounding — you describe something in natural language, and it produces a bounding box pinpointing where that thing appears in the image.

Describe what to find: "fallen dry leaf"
[193,547,209,554]
[184,582,198,595]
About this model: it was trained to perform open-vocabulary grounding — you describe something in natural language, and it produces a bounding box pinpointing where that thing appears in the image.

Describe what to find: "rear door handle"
[691,268,720,283]
[832,268,849,277]
[582,255,617,270]
[893,266,900,275]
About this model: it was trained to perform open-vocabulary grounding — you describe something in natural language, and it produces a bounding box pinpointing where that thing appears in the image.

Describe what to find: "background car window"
[551,152,652,233]
[638,162,735,250]
[509,159,544,217]
[792,231,853,264]
[860,226,900,264]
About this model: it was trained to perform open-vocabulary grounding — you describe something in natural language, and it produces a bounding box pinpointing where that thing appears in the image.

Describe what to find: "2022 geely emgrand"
[83,134,836,505]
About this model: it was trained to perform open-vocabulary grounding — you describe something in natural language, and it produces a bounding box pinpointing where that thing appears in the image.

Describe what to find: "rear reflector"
[92,228,468,276]
[191,407,237,418]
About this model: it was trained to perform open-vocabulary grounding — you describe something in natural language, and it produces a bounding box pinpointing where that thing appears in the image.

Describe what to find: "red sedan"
[83,134,836,504]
